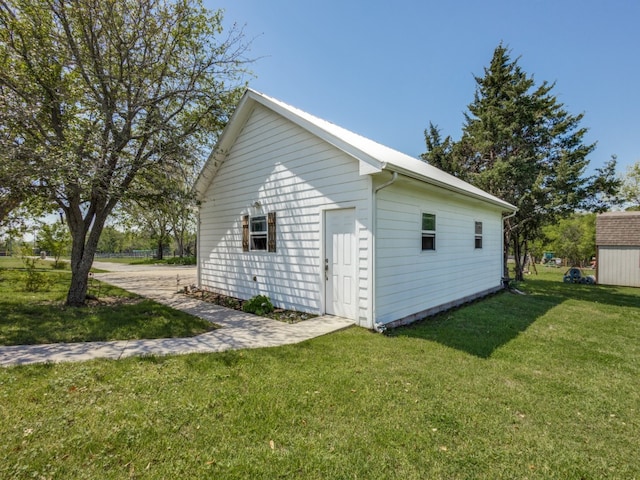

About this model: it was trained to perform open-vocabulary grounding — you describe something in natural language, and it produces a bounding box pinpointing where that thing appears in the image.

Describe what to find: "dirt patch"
[184,289,315,324]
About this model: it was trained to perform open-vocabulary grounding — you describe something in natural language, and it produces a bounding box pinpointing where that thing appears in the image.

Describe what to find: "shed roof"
[195,89,516,212]
[596,211,640,246]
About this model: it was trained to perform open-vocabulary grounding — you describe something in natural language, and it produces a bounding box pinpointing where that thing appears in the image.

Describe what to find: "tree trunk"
[66,207,110,306]
[513,235,524,281]
[156,237,164,260]
[66,255,93,306]
[503,229,510,281]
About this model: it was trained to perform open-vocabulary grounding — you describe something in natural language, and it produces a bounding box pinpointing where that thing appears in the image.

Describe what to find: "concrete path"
[0,261,354,367]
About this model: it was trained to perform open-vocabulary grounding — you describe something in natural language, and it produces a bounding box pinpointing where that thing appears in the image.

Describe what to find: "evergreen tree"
[423,44,618,280]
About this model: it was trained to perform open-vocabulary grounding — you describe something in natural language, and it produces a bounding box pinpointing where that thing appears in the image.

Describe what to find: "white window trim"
[474,221,483,249]
[249,214,268,251]
[421,212,436,252]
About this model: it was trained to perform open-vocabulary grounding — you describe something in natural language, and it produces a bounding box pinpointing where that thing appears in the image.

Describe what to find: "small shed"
[194,89,516,329]
[596,211,640,287]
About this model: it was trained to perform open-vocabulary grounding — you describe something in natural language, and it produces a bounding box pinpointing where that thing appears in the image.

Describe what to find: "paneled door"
[324,209,356,319]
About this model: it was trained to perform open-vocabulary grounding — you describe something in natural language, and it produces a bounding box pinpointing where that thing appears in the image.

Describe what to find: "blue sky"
[210,0,640,175]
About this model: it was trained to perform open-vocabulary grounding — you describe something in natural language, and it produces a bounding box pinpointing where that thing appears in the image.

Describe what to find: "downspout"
[372,171,398,332]
[196,205,202,289]
[502,210,517,288]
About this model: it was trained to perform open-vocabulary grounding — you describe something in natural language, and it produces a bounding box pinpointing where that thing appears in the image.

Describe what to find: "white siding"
[375,178,504,325]
[199,105,372,326]
[598,246,640,287]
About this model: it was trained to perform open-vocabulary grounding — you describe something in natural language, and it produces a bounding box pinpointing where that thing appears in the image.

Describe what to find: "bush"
[166,256,196,265]
[242,295,274,316]
[20,247,50,292]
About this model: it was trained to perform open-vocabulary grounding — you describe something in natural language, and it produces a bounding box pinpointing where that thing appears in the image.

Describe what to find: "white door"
[325,209,356,319]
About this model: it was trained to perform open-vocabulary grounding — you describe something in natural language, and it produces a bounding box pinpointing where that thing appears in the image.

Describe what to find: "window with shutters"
[421,213,436,251]
[242,212,276,252]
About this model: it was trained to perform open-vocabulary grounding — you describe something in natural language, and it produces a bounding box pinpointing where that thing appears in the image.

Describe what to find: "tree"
[38,220,71,267]
[621,160,640,207]
[123,200,172,259]
[0,0,250,305]
[420,123,456,173]
[97,226,126,254]
[542,214,596,267]
[423,44,619,281]
[166,190,197,257]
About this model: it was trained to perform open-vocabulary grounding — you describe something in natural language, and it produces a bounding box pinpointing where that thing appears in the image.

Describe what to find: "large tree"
[0,0,249,305]
[423,44,619,280]
[621,160,640,208]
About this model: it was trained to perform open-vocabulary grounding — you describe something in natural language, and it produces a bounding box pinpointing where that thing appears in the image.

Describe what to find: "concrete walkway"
[0,261,354,367]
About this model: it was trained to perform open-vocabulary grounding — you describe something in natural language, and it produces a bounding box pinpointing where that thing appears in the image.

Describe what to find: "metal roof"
[195,89,517,212]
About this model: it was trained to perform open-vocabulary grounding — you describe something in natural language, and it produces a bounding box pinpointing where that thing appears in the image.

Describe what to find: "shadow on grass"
[389,279,640,359]
[0,299,215,346]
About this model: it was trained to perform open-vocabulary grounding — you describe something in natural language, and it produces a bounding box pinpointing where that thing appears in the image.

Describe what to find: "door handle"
[324,258,329,280]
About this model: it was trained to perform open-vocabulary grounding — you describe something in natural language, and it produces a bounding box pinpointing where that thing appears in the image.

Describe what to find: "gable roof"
[596,211,640,246]
[195,89,516,212]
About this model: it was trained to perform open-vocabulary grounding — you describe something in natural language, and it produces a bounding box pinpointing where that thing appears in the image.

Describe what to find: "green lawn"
[0,257,215,345]
[1,268,639,478]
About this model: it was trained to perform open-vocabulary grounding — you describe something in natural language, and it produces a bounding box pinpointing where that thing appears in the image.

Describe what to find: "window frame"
[474,221,483,249]
[242,212,276,253]
[421,212,436,251]
[249,214,268,251]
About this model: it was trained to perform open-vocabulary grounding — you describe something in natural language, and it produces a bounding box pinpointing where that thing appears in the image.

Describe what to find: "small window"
[243,213,277,252]
[475,221,483,249]
[250,215,267,251]
[421,213,436,251]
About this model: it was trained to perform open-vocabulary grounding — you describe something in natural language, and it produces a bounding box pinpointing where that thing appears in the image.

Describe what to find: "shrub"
[242,295,274,316]
[166,256,196,265]
[20,247,50,292]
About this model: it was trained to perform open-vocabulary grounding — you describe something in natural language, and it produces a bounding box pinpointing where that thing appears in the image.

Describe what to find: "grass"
[0,257,215,345]
[1,268,639,478]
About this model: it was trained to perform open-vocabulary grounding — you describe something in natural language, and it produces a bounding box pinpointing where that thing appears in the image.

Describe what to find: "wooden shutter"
[267,212,276,252]
[242,215,249,252]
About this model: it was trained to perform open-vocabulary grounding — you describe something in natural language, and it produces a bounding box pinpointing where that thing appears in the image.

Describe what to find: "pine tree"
[423,44,618,281]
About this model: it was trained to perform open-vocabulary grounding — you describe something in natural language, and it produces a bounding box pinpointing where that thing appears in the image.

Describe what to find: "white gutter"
[196,206,202,289]
[371,171,398,331]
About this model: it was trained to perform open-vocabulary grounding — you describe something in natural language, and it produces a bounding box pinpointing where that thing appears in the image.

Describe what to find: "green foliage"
[420,122,455,172]
[19,247,49,292]
[542,213,596,266]
[621,160,640,207]
[422,43,620,280]
[37,222,70,267]
[241,294,274,316]
[0,0,251,305]
[166,256,196,265]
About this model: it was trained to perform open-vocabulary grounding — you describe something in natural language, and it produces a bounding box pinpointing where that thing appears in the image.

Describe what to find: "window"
[242,212,276,252]
[250,215,267,251]
[475,221,483,249]
[421,213,436,250]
